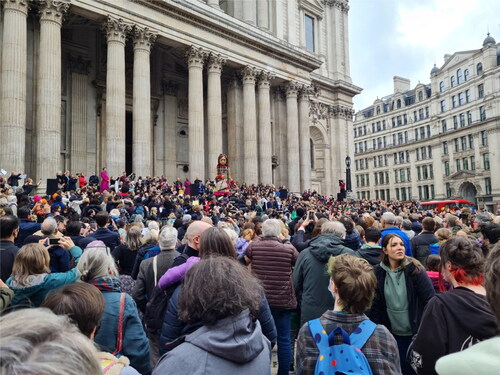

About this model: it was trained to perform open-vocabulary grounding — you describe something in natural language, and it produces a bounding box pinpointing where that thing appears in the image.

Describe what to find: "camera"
[48,238,60,245]
[309,211,315,220]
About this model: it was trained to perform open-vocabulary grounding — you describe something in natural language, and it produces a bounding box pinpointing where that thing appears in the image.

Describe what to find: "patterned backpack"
[308,318,377,375]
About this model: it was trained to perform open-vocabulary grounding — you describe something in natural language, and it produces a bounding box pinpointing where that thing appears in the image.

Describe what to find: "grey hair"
[402,219,412,230]
[142,229,159,245]
[148,221,159,231]
[159,226,178,250]
[0,308,101,375]
[77,247,118,281]
[394,216,403,227]
[382,212,396,225]
[262,219,281,237]
[41,217,57,236]
[222,227,238,245]
[321,221,346,238]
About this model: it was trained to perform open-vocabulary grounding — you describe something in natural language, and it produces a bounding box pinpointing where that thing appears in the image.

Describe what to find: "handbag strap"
[112,293,126,356]
[153,256,158,286]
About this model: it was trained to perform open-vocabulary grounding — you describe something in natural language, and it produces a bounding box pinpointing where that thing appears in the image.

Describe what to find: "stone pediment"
[447,170,476,180]
[439,50,478,71]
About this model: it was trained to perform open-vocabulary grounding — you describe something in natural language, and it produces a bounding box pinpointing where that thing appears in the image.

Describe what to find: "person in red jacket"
[246,219,299,375]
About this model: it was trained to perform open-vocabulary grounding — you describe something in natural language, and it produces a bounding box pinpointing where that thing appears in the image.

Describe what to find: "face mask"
[328,282,335,300]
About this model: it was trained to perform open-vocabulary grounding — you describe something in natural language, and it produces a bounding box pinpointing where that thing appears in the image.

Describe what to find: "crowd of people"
[1,170,499,375]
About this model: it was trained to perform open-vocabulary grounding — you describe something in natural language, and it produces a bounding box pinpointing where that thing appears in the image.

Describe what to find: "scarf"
[89,276,121,293]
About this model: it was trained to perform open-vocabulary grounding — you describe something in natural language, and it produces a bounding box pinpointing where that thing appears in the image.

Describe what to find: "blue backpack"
[308,318,377,375]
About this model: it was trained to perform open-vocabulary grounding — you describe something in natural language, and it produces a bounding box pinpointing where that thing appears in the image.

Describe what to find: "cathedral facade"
[0,0,360,194]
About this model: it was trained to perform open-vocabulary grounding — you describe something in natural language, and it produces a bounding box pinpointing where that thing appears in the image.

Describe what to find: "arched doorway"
[459,182,477,205]
[310,125,328,193]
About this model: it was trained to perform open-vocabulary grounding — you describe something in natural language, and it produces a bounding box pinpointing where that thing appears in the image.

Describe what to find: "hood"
[7,274,48,305]
[356,245,382,265]
[308,233,350,262]
[438,287,498,340]
[186,310,268,364]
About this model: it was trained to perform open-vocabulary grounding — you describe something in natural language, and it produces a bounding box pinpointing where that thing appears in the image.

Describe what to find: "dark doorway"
[126,112,133,175]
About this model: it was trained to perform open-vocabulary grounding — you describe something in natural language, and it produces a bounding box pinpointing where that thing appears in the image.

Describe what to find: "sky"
[349,0,500,112]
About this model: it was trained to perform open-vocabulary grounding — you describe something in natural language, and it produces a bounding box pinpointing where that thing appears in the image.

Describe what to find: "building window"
[483,153,490,170]
[304,15,315,52]
[440,100,446,113]
[468,134,474,149]
[419,108,424,120]
[439,81,445,92]
[453,116,458,129]
[463,157,469,171]
[451,76,455,87]
[480,106,486,121]
[425,107,429,118]
[457,69,463,84]
[471,156,475,170]
[456,159,461,172]
[441,120,447,133]
[485,177,492,195]
[400,169,406,183]
[461,136,467,151]
[481,130,488,146]
[466,111,472,125]
[460,113,465,127]
[420,126,425,139]
[418,91,423,101]
[452,95,457,108]
[418,186,423,200]
[426,125,431,138]
[414,129,419,141]
[465,89,471,103]
[413,111,418,122]
[478,84,484,98]
[477,62,483,75]
[445,161,450,176]
[403,115,407,125]
[454,138,459,152]
[376,106,381,114]
[417,166,422,180]
[443,141,448,155]
[464,69,469,81]
[397,99,402,109]
[458,92,465,106]
[407,168,411,182]
[422,165,428,180]
[446,183,451,198]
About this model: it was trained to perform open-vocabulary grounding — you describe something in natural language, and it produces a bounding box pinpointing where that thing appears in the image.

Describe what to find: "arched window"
[439,81,445,92]
[450,76,455,87]
[477,62,483,75]
[464,69,469,81]
[397,99,401,109]
[376,106,381,114]
[418,91,423,101]
[457,69,462,84]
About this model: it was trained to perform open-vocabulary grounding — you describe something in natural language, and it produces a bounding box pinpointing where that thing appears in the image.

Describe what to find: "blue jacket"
[159,285,277,356]
[80,227,121,251]
[92,280,151,375]
[49,245,71,273]
[380,227,413,257]
[15,220,41,247]
[6,246,82,307]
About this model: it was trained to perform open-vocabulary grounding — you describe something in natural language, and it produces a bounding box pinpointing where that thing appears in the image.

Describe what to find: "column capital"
[240,65,258,84]
[68,55,91,75]
[258,70,275,89]
[104,16,131,44]
[133,26,157,52]
[285,81,301,97]
[322,0,350,13]
[207,52,226,73]
[1,0,29,15]
[38,0,70,26]
[161,79,179,96]
[298,84,315,100]
[186,45,207,68]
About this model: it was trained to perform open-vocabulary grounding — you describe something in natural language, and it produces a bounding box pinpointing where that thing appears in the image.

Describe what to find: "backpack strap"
[112,293,126,356]
[308,318,331,373]
[153,256,158,287]
[349,319,377,350]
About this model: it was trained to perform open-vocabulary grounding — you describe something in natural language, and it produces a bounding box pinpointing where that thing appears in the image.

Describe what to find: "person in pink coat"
[100,167,109,193]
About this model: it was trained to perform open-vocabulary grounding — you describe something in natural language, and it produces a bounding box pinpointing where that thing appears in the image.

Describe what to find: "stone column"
[207,53,226,177]
[241,66,259,184]
[162,80,179,181]
[187,46,207,181]
[69,56,91,175]
[285,82,301,192]
[35,0,69,184]
[0,0,28,174]
[257,0,269,29]
[409,150,418,200]
[104,17,130,177]
[432,144,445,199]
[226,77,244,183]
[298,86,312,191]
[243,0,256,25]
[132,26,156,177]
[257,71,274,185]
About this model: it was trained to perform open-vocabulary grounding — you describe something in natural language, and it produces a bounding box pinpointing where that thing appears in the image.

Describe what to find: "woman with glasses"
[368,233,435,375]
[78,242,151,375]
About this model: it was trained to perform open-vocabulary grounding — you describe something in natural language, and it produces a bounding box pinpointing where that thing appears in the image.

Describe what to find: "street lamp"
[345,156,352,192]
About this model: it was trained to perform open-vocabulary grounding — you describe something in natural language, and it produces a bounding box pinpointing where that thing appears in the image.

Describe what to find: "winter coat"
[246,236,299,310]
[131,243,160,280]
[154,310,271,375]
[91,278,151,375]
[112,244,139,276]
[292,233,356,325]
[368,262,435,335]
[0,240,19,282]
[6,246,82,307]
[355,243,382,266]
[411,287,498,375]
[159,285,277,356]
[410,231,439,266]
[290,229,313,252]
[344,230,363,251]
[80,227,121,252]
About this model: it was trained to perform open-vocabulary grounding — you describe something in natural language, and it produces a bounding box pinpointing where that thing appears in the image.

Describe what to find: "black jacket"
[411,231,438,266]
[368,262,435,335]
[411,287,498,375]
[0,240,19,281]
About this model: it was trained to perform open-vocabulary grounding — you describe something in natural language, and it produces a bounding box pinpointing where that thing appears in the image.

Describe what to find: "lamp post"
[345,156,352,192]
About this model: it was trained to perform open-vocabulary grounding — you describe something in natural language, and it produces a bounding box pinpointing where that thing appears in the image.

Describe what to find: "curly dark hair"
[439,236,484,286]
[178,257,262,326]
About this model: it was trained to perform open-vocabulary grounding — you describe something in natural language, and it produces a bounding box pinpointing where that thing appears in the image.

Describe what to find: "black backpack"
[144,253,188,335]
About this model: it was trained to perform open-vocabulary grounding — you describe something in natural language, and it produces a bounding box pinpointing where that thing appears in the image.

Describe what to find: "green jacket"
[292,233,356,325]
[0,287,14,312]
